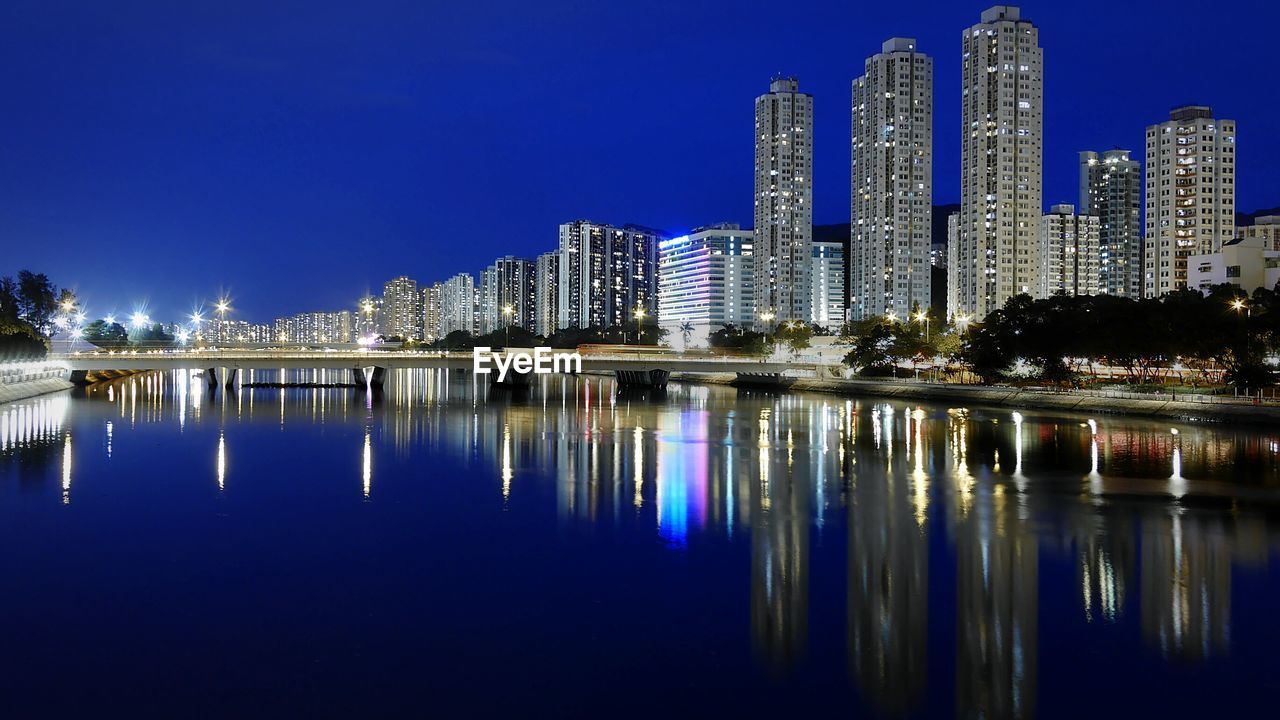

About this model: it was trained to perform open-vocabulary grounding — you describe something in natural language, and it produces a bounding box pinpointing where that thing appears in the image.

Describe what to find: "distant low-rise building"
[1239,216,1280,252]
[1188,235,1280,295]
[273,311,354,344]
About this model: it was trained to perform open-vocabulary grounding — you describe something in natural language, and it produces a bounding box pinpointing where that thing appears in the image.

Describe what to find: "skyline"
[4,0,1280,321]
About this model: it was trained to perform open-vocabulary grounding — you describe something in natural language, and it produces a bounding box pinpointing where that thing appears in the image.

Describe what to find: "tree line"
[0,271,66,360]
[838,284,1278,390]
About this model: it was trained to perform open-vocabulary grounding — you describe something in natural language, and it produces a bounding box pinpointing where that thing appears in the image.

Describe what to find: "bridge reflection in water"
[3,368,1279,717]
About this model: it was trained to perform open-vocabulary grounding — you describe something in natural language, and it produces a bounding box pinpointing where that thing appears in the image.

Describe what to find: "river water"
[2,370,1278,717]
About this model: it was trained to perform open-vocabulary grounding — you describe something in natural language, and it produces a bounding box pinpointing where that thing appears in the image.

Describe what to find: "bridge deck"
[48,350,799,376]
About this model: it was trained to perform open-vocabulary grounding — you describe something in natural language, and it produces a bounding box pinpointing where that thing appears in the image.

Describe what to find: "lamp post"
[759,310,775,331]
[915,311,930,341]
[502,305,514,347]
[632,307,646,345]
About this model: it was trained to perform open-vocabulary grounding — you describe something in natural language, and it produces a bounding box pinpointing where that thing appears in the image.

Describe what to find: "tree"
[16,271,58,335]
[843,318,899,376]
[130,323,174,348]
[774,322,813,358]
[82,320,129,349]
[678,321,694,348]
[0,317,47,360]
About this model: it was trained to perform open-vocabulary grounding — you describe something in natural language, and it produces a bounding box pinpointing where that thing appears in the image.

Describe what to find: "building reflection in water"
[7,368,1280,710]
[847,402,929,714]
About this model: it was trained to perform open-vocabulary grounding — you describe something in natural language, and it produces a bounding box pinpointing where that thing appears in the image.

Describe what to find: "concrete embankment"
[0,364,72,405]
[671,373,1280,425]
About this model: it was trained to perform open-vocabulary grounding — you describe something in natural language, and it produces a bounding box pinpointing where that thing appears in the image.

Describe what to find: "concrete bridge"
[49,349,802,391]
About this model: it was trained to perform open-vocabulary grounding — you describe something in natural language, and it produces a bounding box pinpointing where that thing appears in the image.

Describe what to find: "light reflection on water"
[2,368,1279,716]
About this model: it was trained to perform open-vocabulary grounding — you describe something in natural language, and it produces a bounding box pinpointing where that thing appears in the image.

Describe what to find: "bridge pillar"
[224,368,238,389]
[205,368,218,390]
[68,370,90,386]
[368,366,387,390]
[352,367,367,386]
[615,369,670,389]
[732,372,790,388]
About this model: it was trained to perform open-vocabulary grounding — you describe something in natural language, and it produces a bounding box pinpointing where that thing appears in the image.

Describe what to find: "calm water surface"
[2,370,1279,717]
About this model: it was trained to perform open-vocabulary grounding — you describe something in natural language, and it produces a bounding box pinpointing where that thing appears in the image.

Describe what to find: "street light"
[759,310,775,331]
[632,307,646,345]
[915,311,930,341]
[1231,298,1251,317]
[502,305,514,347]
[130,312,149,329]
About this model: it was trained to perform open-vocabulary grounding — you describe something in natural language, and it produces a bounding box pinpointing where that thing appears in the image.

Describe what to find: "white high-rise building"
[754,76,813,329]
[556,220,660,330]
[657,224,754,348]
[1039,204,1101,297]
[850,37,933,321]
[1080,150,1142,297]
[955,5,1044,318]
[422,283,441,342]
[382,276,422,340]
[535,251,560,337]
[811,241,845,327]
[1142,106,1237,297]
[439,273,477,337]
[946,212,961,319]
[478,267,498,334]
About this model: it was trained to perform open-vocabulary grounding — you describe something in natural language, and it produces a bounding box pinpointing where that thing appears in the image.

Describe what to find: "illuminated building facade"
[656,223,754,348]
[850,38,933,321]
[439,272,477,337]
[811,241,845,327]
[1143,106,1236,296]
[535,250,560,337]
[1039,204,1101,297]
[754,76,813,329]
[1080,149,1142,297]
[556,220,660,330]
[955,5,1044,317]
[382,276,422,340]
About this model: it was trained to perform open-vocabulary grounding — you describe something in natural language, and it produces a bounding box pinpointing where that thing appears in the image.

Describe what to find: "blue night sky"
[3,0,1278,321]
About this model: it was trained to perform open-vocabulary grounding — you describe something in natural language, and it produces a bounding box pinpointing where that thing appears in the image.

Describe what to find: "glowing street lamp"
[915,311,930,341]
[759,310,775,330]
[1231,298,1251,317]
[631,307,647,345]
[502,305,514,346]
[130,312,150,329]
